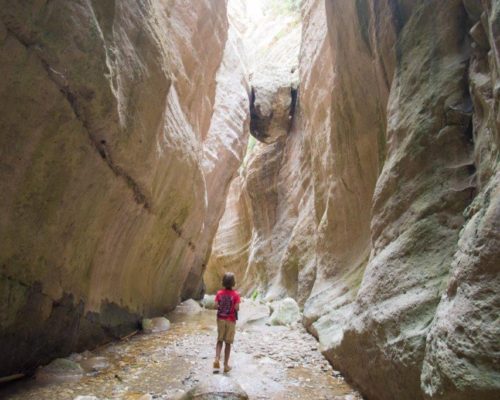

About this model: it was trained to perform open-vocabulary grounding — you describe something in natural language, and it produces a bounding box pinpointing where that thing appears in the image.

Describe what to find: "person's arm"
[235,293,241,311]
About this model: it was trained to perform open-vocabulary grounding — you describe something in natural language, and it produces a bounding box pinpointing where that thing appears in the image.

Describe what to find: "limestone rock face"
[204,176,252,294]
[180,21,250,300]
[419,3,500,399]
[209,0,500,399]
[321,2,479,399]
[0,0,247,376]
[205,1,307,301]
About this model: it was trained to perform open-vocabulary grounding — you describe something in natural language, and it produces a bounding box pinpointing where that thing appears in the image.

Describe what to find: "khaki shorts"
[217,319,236,344]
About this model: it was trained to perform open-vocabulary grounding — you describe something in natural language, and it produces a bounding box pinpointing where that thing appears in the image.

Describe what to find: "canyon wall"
[207,0,499,399]
[0,0,248,376]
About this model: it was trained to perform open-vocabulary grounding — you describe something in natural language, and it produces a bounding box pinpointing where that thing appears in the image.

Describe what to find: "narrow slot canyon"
[0,1,498,400]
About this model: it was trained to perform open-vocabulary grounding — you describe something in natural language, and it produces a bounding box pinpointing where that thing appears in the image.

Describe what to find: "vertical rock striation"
[180,20,250,300]
[209,0,499,399]
[0,0,248,376]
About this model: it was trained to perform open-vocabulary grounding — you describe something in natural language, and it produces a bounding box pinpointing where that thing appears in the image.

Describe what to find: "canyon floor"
[0,301,362,400]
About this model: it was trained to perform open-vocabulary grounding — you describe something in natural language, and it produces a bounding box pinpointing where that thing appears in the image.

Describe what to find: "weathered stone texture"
[204,175,252,294]
[209,1,499,399]
[0,0,248,376]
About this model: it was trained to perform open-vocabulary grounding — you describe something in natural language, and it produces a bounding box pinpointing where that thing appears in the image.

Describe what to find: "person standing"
[213,272,240,373]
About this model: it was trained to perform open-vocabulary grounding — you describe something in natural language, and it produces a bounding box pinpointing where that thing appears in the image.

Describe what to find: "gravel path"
[0,300,362,400]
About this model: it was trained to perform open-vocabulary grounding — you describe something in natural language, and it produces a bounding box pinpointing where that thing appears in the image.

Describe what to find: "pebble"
[74,397,99,400]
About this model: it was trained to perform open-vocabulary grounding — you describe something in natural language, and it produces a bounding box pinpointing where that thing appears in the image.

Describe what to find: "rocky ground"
[0,300,362,400]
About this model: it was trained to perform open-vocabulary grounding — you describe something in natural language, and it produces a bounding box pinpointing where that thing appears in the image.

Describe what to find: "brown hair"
[222,272,235,290]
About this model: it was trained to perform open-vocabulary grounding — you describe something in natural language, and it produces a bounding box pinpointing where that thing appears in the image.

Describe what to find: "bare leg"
[215,341,223,363]
[224,343,231,369]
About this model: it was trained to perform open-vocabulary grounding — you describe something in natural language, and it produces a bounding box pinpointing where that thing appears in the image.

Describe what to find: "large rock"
[237,299,270,327]
[250,67,298,144]
[209,1,500,400]
[169,299,203,318]
[180,375,249,400]
[269,298,300,326]
[0,0,247,376]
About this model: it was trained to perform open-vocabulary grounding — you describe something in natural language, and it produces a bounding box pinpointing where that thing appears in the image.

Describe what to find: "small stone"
[79,356,110,373]
[142,317,171,333]
[36,358,84,383]
[74,397,99,400]
[179,375,248,399]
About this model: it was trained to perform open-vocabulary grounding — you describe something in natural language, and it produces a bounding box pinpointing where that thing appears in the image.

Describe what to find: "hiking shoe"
[213,360,220,369]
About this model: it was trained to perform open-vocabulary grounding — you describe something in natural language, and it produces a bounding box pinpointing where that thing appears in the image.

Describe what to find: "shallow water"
[0,301,362,399]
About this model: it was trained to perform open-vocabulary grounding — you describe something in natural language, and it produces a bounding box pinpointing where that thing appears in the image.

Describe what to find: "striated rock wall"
[204,175,252,294]
[208,0,499,399]
[0,0,248,376]
[180,21,250,300]
[206,0,307,299]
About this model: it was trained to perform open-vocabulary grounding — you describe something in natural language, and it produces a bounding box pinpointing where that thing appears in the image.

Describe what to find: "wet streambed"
[0,301,362,400]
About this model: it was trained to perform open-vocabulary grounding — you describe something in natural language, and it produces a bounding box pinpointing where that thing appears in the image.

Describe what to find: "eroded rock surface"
[208,1,500,400]
[0,0,247,376]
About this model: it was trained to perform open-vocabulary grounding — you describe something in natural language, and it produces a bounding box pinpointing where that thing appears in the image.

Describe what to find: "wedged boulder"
[35,358,84,383]
[142,317,171,334]
[250,71,297,144]
[180,375,249,400]
[269,298,300,326]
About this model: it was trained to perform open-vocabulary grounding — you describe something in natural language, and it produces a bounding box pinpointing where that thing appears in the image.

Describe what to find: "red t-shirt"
[215,289,241,322]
